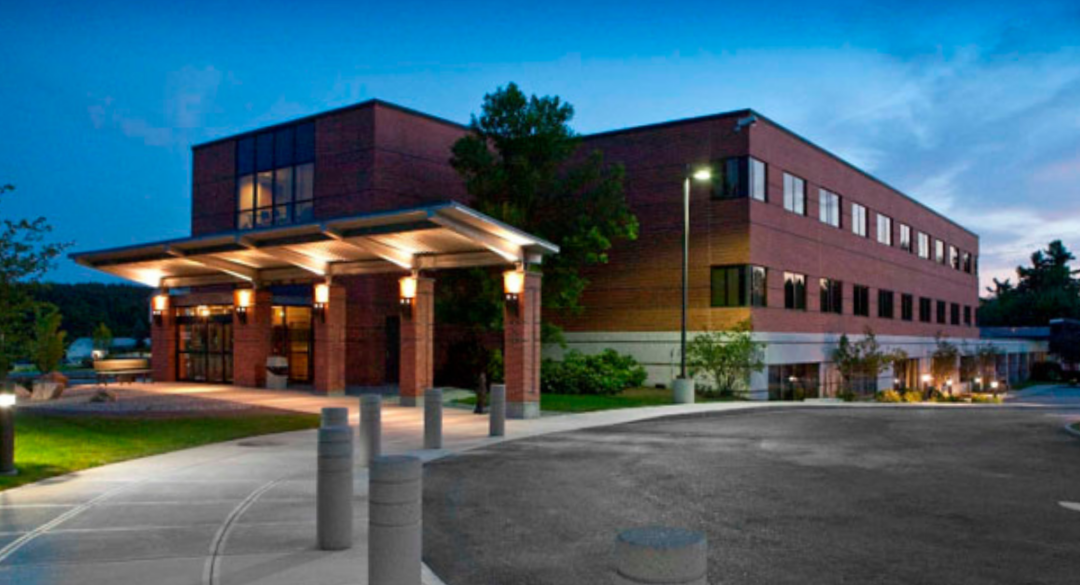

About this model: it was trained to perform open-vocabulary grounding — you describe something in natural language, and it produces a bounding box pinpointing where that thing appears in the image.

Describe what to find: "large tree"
[436,84,638,365]
[979,240,1080,326]
[0,184,70,378]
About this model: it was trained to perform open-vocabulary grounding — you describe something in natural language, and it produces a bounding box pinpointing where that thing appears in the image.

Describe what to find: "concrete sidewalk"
[0,383,775,585]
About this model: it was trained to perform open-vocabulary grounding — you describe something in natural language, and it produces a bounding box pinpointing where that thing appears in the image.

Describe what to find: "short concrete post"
[358,394,382,466]
[321,407,349,428]
[614,526,707,585]
[424,388,442,450]
[369,455,422,585]
[316,425,354,551]
[489,384,506,437]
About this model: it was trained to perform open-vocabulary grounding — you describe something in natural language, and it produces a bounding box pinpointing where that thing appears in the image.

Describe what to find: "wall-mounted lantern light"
[503,269,525,316]
[0,392,16,476]
[399,275,417,319]
[152,294,169,326]
[313,283,330,323]
[990,380,1000,391]
[235,289,253,325]
[197,305,211,319]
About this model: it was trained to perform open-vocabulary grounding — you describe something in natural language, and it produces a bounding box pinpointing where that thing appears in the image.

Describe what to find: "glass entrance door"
[272,306,313,383]
[176,306,233,383]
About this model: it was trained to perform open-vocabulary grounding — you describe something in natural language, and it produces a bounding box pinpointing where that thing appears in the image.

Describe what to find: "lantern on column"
[235,289,253,324]
[399,275,418,319]
[151,294,169,326]
[503,269,525,316]
[313,283,330,323]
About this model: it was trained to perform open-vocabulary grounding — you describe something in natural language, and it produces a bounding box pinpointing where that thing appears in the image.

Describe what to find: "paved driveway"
[424,407,1080,585]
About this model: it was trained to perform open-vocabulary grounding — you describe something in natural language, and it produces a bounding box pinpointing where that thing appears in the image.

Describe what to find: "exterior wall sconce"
[990,380,1000,391]
[0,392,16,476]
[197,305,211,319]
[235,289,253,325]
[152,294,169,326]
[313,283,330,323]
[503,269,525,316]
[399,276,417,319]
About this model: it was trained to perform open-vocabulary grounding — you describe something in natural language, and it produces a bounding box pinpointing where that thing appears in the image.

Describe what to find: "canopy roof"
[71,202,559,288]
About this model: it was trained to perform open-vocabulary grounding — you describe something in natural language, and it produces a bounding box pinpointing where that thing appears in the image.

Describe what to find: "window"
[901,294,913,321]
[936,300,947,324]
[876,214,892,246]
[711,265,767,308]
[919,297,932,323]
[899,224,912,252]
[951,303,960,325]
[783,173,805,215]
[820,278,843,314]
[962,251,973,274]
[878,290,894,319]
[819,189,841,228]
[949,245,960,270]
[235,121,316,230]
[853,285,870,317]
[935,239,946,264]
[784,272,806,310]
[917,232,930,259]
[852,203,868,237]
[713,157,767,201]
[964,305,972,326]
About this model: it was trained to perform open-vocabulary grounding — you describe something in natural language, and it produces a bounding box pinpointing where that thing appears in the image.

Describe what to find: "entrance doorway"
[176,305,233,383]
[272,306,313,383]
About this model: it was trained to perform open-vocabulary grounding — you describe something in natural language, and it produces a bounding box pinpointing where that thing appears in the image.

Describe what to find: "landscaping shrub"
[902,390,923,403]
[875,389,902,403]
[971,393,1003,404]
[541,349,647,395]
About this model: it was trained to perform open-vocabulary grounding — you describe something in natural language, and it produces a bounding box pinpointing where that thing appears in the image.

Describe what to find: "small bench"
[94,358,152,386]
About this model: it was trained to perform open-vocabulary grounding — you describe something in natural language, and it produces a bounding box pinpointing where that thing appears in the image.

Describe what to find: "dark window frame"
[919,297,932,323]
[783,172,806,216]
[710,265,767,308]
[901,293,914,321]
[878,289,895,319]
[235,121,317,231]
[784,272,807,311]
[820,278,843,314]
[853,284,870,317]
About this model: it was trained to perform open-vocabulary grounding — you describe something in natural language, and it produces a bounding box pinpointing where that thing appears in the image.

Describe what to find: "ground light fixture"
[399,275,417,319]
[151,293,169,325]
[235,288,253,324]
[674,165,714,405]
[313,283,330,323]
[503,268,525,316]
[0,392,16,476]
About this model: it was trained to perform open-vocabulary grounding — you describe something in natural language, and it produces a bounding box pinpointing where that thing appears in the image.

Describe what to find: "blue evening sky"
[2,0,1079,295]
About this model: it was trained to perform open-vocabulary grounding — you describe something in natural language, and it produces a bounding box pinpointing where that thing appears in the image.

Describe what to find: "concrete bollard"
[424,388,442,450]
[489,384,506,437]
[358,394,381,466]
[614,526,707,585]
[321,407,349,428]
[317,425,354,550]
[369,455,422,585]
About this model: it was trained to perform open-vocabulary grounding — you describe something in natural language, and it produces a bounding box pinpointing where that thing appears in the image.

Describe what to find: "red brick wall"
[314,284,346,394]
[191,141,235,235]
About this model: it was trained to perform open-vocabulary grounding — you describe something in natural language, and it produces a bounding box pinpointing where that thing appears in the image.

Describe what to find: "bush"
[541,349,647,396]
[971,393,1003,404]
[1030,361,1062,382]
[876,389,902,403]
[902,391,923,403]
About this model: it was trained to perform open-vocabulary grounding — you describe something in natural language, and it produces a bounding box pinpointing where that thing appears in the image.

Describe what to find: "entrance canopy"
[72,202,559,288]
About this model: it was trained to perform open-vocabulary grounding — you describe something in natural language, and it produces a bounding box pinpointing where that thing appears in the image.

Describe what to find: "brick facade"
[150,300,176,382]
[504,272,542,418]
[314,284,347,395]
[232,289,272,387]
[399,277,434,406]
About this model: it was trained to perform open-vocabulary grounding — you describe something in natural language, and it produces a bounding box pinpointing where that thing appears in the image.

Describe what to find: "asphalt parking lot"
[424,407,1080,585]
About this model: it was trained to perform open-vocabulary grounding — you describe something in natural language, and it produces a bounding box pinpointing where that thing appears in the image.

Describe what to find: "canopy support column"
[399,276,434,406]
[505,271,542,419]
[315,284,347,395]
[234,289,273,388]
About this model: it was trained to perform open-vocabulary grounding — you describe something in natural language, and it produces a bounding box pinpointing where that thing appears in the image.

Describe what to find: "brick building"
[73,99,1043,403]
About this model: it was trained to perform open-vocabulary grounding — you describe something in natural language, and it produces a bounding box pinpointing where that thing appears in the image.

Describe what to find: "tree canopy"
[979,240,1080,326]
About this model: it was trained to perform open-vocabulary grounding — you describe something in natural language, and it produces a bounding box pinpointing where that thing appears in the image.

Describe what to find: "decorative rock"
[614,526,707,585]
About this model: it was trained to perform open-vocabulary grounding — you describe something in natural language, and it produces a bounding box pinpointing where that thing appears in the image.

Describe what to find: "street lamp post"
[0,392,16,476]
[673,165,713,404]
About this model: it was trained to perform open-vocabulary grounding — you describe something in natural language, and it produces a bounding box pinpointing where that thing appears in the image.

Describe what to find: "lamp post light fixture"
[503,268,525,316]
[0,392,16,476]
[990,380,1000,395]
[921,373,932,397]
[313,283,330,323]
[673,165,713,405]
[151,293,169,326]
[974,376,982,392]
[399,275,418,319]
[234,289,253,325]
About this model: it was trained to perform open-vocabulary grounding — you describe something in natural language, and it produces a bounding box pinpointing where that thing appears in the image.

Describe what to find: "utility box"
[266,356,289,390]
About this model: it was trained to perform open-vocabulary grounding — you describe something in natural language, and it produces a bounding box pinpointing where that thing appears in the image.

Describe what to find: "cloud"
[165,65,223,129]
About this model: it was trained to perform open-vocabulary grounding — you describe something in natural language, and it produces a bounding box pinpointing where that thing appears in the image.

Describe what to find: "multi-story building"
[73,99,1042,404]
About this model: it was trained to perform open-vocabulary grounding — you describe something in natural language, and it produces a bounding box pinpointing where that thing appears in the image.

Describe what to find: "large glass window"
[768,363,820,401]
[878,289,894,319]
[876,214,892,246]
[712,157,766,201]
[819,278,843,314]
[937,300,947,324]
[919,297,932,323]
[918,232,930,259]
[899,224,912,253]
[710,265,767,308]
[750,158,766,202]
[853,285,870,316]
[819,189,841,228]
[784,272,806,310]
[962,251,973,273]
[964,305,972,326]
[951,302,961,325]
[901,293,913,321]
[783,173,805,215]
[236,121,316,230]
[949,245,960,270]
[852,203,868,237]
[935,239,946,264]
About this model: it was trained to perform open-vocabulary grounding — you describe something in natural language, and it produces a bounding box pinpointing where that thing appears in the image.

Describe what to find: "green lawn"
[0,411,320,491]
[457,387,741,413]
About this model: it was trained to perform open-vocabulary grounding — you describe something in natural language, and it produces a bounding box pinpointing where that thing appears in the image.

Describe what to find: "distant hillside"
[29,282,152,340]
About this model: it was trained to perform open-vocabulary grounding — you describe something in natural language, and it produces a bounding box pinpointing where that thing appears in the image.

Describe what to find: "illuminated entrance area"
[176,305,233,383]
[272,306,314,383]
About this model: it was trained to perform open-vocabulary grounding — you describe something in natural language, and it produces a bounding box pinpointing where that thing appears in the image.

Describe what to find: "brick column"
[505,271,541,419]
[233,289,273,388]
[315,284,347,395]
[150,298,176,382]
[399,277,434,406]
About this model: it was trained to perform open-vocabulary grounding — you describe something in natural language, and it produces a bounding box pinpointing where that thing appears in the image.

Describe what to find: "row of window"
[709,156,977,276]
[235,122,317,230]
[710,265,974,326]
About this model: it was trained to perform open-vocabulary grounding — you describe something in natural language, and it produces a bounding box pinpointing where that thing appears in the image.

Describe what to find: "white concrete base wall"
[543,331,1049,400]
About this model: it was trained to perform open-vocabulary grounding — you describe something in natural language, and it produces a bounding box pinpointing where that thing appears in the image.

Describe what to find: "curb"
[1063,423,1080,439]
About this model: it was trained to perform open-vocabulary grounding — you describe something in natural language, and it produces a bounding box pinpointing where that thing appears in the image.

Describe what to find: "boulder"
[40,371,69,390]
[31,380,62,401]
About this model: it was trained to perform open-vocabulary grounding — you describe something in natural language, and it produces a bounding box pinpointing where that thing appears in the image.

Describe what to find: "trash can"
[266,356,289,390]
